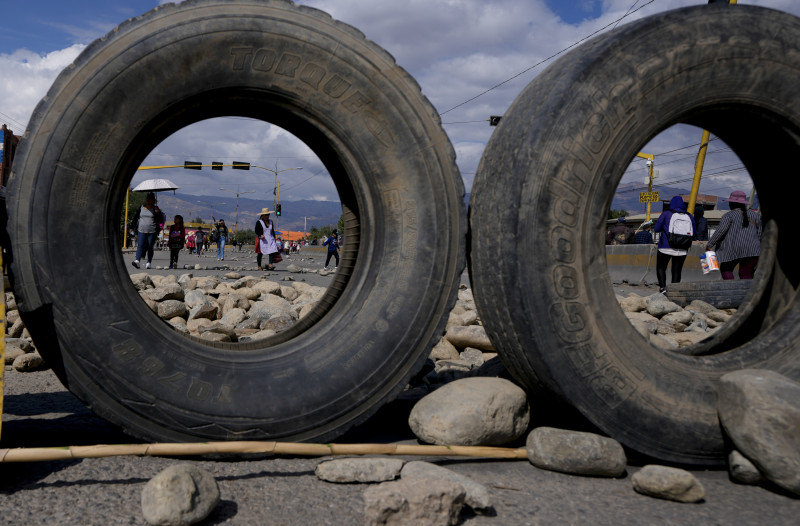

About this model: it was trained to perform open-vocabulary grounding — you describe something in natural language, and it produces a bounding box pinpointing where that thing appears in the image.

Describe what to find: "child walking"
[168,215,186,269]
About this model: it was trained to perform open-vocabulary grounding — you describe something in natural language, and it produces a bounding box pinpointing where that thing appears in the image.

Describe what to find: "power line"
[0,110,26,130]
[438,0,656,116]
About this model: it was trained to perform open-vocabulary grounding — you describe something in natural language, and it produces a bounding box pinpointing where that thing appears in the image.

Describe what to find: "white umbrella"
[132,178,179,194]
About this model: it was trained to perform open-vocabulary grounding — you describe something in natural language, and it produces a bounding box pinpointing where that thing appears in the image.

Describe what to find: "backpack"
[667,212,693,250]
[210,230,219,243]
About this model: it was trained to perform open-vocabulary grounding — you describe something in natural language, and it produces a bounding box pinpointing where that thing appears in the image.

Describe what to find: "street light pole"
[196,200,214,225]
[220,186,256,235]
[250,164,302,232]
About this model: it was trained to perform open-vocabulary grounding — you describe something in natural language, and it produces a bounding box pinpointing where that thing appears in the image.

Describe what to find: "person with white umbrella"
[130,192,165,269]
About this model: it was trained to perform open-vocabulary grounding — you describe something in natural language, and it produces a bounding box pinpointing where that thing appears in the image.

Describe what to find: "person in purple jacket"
[653,196,696,294]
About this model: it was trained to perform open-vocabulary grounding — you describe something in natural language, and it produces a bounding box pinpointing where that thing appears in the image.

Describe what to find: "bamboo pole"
[0,441,528,463]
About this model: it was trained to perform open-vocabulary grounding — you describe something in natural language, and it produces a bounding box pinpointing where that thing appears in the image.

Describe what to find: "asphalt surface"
[2,368,800,525]
[1,248,797,524]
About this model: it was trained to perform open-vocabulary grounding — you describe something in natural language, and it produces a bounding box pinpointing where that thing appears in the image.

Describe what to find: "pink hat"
[724,190,749,205]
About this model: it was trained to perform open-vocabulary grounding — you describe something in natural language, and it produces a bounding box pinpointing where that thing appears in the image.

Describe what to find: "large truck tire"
[469,4,800,465]
[6,0,464,443]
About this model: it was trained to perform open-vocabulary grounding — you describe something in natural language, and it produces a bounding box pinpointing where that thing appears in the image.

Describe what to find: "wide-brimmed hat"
[259,207,274,215]
[724,190,749,204]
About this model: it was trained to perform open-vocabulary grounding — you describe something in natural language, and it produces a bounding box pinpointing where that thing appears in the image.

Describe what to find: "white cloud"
[0,44,84,129]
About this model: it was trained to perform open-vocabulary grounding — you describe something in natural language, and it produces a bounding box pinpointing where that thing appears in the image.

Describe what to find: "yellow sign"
[639,191,659,203]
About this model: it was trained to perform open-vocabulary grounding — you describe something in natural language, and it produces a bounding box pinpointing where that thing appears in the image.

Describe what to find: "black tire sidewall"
[471,5,800,464]
[9,0,464,442]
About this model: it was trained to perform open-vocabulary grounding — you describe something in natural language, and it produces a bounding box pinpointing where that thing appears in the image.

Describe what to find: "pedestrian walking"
[212,217,229,260]
[653,196,696,294]
[706,190,762,280]
[167,215,185,269]
[323,229,340,270]
[255,207,279,271]
[130,192,165,270]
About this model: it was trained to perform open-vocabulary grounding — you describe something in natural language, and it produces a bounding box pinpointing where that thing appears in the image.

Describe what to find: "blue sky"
[2,0,799,202]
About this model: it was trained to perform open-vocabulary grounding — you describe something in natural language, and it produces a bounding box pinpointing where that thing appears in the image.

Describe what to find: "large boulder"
[408,377,529,446]
[718,369,800,495]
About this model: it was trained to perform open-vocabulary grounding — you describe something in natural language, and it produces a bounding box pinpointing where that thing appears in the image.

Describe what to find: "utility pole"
[220,186,255,235]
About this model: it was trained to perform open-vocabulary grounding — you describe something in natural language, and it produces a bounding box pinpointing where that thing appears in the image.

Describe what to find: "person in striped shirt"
[706,190,762,280]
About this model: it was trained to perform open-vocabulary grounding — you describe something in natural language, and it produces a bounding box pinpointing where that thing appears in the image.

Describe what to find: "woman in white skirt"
[255,207,279,270]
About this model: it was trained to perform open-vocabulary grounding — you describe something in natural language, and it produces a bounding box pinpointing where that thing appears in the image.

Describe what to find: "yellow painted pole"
[123,187,130,249]
[688,129,711,215]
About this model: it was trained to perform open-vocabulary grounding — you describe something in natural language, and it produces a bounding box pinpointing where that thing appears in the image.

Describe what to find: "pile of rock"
[618,292,734,348]
[131,272,328,342]
[4,292,46,371]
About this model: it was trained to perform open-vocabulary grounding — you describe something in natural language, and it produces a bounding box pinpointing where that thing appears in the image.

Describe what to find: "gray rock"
[619,294,647,313]
[188,304,218,321]
[661,310,693,326]
[444,325,494,351]
[286,264,302,273]
[261,314,296,332]
[526,427,626,477]
[718,369,800,495]
[5,337,32,353]
[5,345,28,365]
[631,465,705,503]
[430,339,460,361]
[687,299,717,314]
[401,461,491,512]
[182,289,209,309]
[130,273,155,291]
[363,477,465,526]
[145,283,185,302]
[645,294,682,317]
[315,457,404,483]
[707,310,732,323]
[158,300,187,320]
[729,450,764,484]
[459,348,485,367]
[408,377,529,446]
[141,464,220,526]
[684,317,709,333]
[13,352,46,371]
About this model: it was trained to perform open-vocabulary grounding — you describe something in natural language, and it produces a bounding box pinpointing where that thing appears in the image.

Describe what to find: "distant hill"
[154,193,343,232]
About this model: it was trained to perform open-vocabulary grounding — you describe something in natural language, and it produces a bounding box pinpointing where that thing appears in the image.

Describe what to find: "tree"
[235,228,256,245]
[608,208,629,220]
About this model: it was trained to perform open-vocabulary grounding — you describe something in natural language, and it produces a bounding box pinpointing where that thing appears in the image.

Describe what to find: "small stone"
[315,458,404,483]
[526,427,626,477]
[444,325,494,351]
[401,461,491,512]
[459,348,485,367]
[430,339,460,361]
[363,477,465,526]
[141,464,220,526]
[632,465,705,503]
[13,352,46,371]
[729,450,764,485]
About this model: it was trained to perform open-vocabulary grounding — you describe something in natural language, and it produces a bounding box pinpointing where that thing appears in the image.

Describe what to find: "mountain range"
[152,193,343,232]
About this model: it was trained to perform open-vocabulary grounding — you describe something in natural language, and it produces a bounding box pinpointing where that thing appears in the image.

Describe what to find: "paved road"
[122,244,338,288]
[2,249,794,524]
[2,367,799,525]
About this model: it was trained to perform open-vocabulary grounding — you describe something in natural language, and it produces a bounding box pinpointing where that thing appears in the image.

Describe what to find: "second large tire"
[7,0,464,443]
[470,4,800,465]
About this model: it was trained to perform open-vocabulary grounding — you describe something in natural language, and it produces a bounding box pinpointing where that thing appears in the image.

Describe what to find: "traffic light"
[184,160,202,170]
[232,161,250,170]
[276,204,282,216]
[212,162,223,171]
